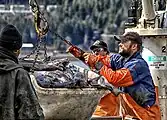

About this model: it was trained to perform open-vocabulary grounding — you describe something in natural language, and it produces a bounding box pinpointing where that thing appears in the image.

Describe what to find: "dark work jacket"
[110,52,155,107]
[0,47,44,120]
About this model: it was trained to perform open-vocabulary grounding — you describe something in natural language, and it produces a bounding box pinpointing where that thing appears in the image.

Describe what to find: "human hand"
[82,53,99,68]
[66,46,83,58]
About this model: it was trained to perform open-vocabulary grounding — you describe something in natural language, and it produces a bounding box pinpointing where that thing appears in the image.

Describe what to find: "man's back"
[0,47,44,119]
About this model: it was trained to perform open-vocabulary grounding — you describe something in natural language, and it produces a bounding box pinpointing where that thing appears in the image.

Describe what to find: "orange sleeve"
[100,65,134,87]
[100,55,111,67]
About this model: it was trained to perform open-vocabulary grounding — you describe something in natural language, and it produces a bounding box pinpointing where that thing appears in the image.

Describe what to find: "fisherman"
[0,24,44,119]
[89,40,110,56]
[67,32,161,120]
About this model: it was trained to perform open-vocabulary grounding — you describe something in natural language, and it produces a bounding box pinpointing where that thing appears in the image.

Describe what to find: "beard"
[119,49,131,58]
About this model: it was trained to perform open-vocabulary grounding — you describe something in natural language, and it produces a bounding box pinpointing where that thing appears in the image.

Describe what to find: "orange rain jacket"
[93,52,161,120]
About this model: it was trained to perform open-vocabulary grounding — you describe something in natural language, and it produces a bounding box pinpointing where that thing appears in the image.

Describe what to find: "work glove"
[98,76,123,96]
[82,53,104,70]
[66,46,85,61]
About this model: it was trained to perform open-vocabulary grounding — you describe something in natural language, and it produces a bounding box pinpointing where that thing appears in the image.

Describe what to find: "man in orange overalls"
[83,32,161,120]
[68,32,161,120]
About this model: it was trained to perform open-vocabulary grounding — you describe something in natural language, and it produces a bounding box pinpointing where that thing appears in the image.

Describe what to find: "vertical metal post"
[141,0,156,20]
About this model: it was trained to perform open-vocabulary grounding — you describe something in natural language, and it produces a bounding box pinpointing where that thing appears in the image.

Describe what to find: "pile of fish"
[20,58,101,88]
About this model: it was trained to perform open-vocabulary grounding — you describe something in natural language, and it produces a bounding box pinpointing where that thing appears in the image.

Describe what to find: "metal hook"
[29,0,49,37]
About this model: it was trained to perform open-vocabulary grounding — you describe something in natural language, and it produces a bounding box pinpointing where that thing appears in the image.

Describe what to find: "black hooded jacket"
[0,47,44,120]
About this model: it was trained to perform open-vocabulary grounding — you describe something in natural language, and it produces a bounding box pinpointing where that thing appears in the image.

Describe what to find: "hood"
[0,47,22,73]
[0,59,22,73]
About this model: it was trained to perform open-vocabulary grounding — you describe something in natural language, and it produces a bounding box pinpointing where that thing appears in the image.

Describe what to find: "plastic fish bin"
[30,74,107,120]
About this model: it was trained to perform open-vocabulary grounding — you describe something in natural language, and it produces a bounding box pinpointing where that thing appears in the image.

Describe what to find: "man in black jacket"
[0,24,44,119]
